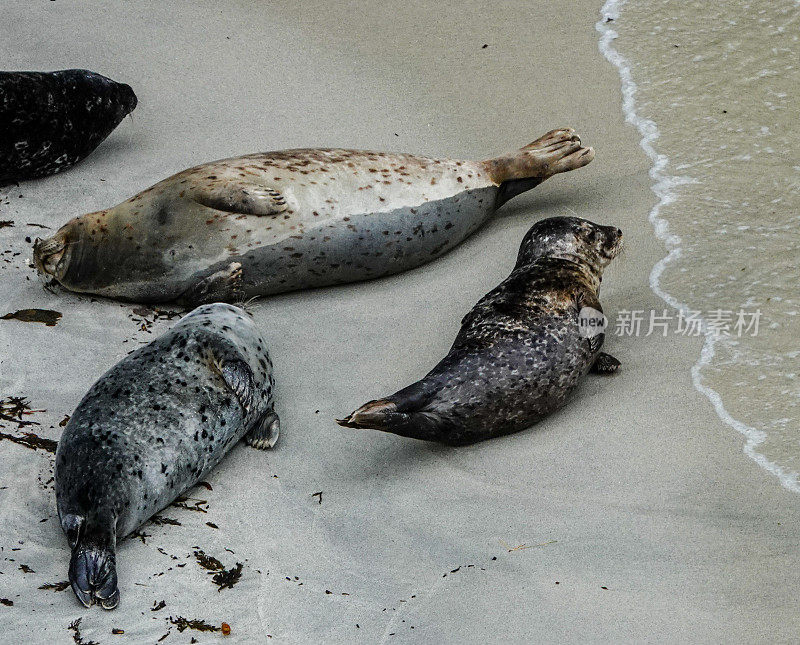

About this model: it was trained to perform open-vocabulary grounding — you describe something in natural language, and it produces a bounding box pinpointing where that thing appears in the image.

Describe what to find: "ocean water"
[598,0,800,492]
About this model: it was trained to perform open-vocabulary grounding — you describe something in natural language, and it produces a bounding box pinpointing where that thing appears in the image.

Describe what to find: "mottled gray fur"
[55,304,278,609]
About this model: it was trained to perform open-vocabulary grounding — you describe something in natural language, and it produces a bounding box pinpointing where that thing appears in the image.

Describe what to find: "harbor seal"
[0,69,137,184]
[337,216,622,445]
[54,303,279,609]
[33,128,593,304]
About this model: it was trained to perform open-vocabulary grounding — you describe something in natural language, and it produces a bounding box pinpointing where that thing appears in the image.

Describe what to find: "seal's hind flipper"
[69,545,119,609]
[337,399,400,430]
[192,182,289,217]
[66,517,119,609]
[337,396,454,443]
[245,410,280,450]
[591,352,621,374]
[337,377,454,441]
[483,128,594,185]
[336,400,468,444]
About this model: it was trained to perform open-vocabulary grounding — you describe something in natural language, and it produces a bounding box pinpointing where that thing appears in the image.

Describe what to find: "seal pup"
[0,69,137,184]
[33,128,593,304]
[54,303,279,609]
[337,216,622,445]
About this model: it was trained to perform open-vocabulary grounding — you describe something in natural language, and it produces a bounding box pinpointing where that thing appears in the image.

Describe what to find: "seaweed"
[171,496,208,513]
[0,431,56,453]
[168,616,221,633]
[68,618,99,645]
[194,549,223,572]
[1,309,62,326]
[0,598,12,606]
[150,515,182,526]
[151,600,166,612]
[0,396,41,426]
[0,221,13,228]
[0,397,54,453]
[129,530,150,544]
[194,549,244,591]
[212,563,243,592]
[39,580,70,591]
[129,306,181,333]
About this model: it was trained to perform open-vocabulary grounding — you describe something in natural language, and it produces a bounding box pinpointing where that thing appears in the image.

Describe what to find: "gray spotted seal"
[337,216,622,445]
[54,303,279,609]
[0,69,137,184]
[33,128,593,304]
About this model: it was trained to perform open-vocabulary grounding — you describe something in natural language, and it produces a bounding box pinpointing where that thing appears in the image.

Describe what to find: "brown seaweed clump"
[1,309,62,326]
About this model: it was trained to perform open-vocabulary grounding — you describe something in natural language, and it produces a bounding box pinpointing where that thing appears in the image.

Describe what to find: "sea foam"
[596,0,800,494]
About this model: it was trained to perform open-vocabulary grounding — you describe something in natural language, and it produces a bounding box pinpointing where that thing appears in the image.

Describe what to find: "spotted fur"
[337,216,623,445]
[54,304,278,609]
[0,69,137,184]
[34,129,593,303]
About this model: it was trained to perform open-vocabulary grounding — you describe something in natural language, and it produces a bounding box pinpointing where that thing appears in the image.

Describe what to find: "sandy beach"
[1,1,799,643]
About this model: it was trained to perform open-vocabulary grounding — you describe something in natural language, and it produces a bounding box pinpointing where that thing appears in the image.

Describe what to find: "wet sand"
[1,1,798,642]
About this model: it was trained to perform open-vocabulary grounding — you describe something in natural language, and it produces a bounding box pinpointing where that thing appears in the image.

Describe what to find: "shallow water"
[600,0,800,490]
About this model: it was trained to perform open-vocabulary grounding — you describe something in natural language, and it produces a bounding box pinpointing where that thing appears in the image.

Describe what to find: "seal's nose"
[118,83,138,115]
[33,235,66,277]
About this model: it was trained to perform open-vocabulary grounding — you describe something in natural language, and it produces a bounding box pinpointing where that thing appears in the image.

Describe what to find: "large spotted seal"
[337,216,622,445]
[33,128,593,304]
[0,69,137,184]
[54,303,279,609]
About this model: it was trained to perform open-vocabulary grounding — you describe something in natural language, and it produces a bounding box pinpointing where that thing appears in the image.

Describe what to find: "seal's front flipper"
[209,356,255,412]
[591,352,621,374]
[484,127,594,186]
[245,410,280,450]
[61,513,84,549]
[178,261,244,306]
[193,182,290,217]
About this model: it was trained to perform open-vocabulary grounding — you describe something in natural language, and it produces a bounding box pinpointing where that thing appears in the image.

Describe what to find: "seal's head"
[33,213,119,294]
[60,69,138,123]
[33,224,74,283]
[113,82,138,120]
[516,216,623,276]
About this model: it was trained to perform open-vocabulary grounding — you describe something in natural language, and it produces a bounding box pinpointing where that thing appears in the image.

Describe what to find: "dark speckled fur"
[54,304,278,609]
[0,69,137,184]
[338,216,623,445]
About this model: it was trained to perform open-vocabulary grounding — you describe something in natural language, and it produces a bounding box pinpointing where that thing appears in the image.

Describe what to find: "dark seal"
[337,216,623,445]
[54,304,279,609]
[0,69,137,184]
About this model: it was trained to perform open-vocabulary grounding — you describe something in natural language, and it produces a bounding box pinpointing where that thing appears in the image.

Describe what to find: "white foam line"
[596,0,800,494]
